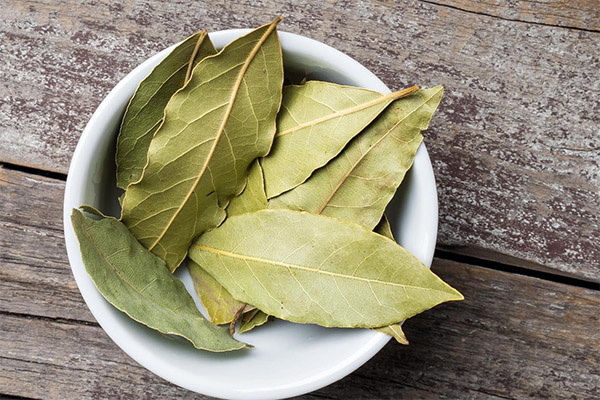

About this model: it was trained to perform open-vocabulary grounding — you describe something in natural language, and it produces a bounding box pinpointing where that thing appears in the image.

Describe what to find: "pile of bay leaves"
[71,17,462,353]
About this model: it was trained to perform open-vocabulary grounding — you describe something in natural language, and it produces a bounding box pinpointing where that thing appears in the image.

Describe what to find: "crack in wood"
[0,310,98,328]
[420,0,600,33]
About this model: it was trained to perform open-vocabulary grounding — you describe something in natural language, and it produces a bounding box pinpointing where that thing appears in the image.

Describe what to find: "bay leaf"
[70,209,245,352]
[375,324,408,345]
[226,159,268,217]
[120,18,284,271]
[239,310,270,334]
[115,30,217,189]
[188,160,265,324]
[261,82,418,198]
[189,209,463,328]
[372,215,409,345]
[373,214,394,239]
[188,259,247,325]
[269,87,442,230]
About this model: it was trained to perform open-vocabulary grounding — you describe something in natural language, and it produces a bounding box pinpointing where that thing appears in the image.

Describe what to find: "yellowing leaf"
[269,87,443,230]
[116,31,217,189]
[188,259,247,325]
[261,82,418,198]
[189,209,463,328]
[70,209,245,352]
[120,19,284,271]
[189,160,266,324]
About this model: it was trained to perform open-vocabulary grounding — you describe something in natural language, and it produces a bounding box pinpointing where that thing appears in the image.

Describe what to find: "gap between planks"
[436,250,600,291]
[1,162,67,181]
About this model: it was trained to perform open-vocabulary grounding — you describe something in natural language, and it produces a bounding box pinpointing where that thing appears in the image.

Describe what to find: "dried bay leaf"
[269,87,443,230]
[375,324,408,345]
[116,31,217,189]
[70,209,245,352]
[261,82,418,198]
[121,18,284,271]
[188,259,246,325]
[373,214,394,239]
[372,215,409,345]
[191,87,442,332]
[239,310,270,334]
[188,160,265,324]
[226,160,268,217]
[189,209,463,328]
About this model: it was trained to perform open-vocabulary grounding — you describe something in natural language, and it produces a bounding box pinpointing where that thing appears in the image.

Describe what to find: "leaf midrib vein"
[315,88,440,214]
[148,21,279,251]
[79,221,188,317]
[78,219,238,350]
[275,85,418,138]
[185,31,208,82]
[193,244,446,292]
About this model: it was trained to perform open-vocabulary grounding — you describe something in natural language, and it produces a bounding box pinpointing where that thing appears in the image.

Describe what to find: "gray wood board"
[0,3,599,278]
[1,168,599,399]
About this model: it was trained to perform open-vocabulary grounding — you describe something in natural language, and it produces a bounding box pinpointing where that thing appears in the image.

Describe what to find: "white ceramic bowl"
[63,29,439,399]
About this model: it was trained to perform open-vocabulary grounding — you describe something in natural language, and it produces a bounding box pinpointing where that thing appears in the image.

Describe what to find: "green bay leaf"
[116,30,217,190]
[120,19,284,271]
[70,209,245,352]
[261,82,418,198]
[269,87,443,230]
[189,209,463,328]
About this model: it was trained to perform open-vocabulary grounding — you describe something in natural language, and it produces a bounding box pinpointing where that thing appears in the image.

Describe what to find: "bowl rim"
[63,28,438,399]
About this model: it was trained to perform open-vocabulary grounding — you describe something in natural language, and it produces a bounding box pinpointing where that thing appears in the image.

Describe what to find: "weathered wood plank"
[1,0,599,280]
[325,259,600,399]
[429,0,600,31]
[1,168,599,398]
[1,258,598,399]
[0,314,202,400]
[0,167,94,323]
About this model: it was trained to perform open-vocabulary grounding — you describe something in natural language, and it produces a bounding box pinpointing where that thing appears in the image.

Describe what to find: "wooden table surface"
[1,1,599,398]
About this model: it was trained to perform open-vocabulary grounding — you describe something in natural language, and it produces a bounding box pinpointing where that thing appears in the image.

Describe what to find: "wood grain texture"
[0,314,201,400]
[1,257,598,399]
[428,0,600,31]
[0,167,93,323]
[1,168,599,399]
[1,0,599,281]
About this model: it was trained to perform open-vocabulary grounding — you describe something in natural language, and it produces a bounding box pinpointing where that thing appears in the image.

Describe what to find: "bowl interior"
[63,29,438,400]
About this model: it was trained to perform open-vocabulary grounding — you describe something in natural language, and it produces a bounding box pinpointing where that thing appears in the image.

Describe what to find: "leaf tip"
[449,287,465,302]
[70,207,83,224]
